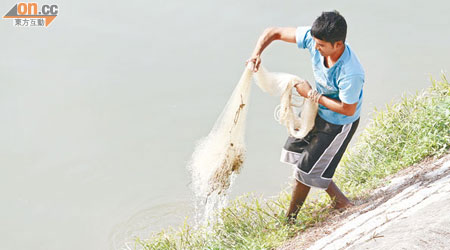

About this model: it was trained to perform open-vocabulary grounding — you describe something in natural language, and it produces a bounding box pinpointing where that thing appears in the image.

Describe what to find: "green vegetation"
[138,76,449,250]
[335,75,450,196]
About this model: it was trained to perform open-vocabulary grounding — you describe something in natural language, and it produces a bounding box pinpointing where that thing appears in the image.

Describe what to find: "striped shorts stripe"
[280,115,359,189]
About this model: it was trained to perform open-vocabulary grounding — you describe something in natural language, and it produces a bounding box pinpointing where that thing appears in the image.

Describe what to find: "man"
[247,11,364,221]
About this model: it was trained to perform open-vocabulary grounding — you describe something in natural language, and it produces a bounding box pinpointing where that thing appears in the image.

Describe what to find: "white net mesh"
[187,65,253,225]
[188,63,318,225]
[254,65,318,139]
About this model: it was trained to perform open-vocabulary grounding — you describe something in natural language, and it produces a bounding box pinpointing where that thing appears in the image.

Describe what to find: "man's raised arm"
[247,27,297,72]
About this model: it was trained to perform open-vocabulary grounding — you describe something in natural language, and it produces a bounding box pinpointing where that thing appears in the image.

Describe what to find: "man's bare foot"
[333,200,354,210]
[326,181,354,210]
[284,214,296,224]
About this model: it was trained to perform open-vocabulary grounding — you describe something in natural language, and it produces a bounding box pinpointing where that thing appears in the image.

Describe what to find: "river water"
[1,0,449,249]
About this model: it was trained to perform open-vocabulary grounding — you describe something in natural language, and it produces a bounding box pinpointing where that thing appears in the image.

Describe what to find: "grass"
[137,75,449,250]
[335,74,450,197]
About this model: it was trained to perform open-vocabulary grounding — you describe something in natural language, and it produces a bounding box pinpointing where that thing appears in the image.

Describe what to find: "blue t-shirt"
[296,26,365,125]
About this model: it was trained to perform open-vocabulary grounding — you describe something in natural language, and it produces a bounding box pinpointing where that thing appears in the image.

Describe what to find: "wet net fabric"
[254,65,318,139]
[188,64,318,224]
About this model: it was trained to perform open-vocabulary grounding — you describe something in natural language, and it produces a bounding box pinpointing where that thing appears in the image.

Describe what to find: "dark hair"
[311,10,347,44]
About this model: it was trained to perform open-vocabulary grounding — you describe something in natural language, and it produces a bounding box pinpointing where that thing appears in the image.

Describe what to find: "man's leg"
[325,180,353,209]
[286,179,310,220]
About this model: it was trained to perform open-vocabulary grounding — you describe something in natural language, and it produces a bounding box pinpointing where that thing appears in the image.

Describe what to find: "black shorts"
[280,115,359,189]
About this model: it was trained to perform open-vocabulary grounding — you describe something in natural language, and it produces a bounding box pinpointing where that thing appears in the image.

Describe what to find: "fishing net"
[187,64,253,224]
[187,63,318,224]
[254,65,318,139]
